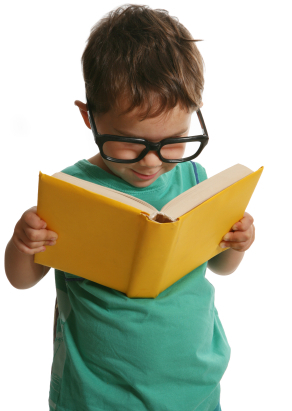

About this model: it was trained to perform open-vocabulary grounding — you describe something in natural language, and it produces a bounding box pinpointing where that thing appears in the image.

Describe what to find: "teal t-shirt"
[49,160,230,411]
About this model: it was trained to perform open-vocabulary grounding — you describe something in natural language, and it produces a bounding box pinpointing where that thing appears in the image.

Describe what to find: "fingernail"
[232,225,238,230]
[223,235,230,241]
[220,242,226,248]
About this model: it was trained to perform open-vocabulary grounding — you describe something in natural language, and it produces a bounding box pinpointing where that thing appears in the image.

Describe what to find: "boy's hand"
[219,212,255,252]
[12,206,58,255]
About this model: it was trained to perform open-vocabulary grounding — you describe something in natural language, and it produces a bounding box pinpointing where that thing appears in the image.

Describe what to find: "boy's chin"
[129,179,156,188]
[126,173,161,188]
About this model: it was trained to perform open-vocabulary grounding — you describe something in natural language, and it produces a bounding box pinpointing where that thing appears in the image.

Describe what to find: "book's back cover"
[157,167,264,293]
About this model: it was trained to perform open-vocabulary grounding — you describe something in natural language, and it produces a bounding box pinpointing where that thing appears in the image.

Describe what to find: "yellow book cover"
[34,164,263,297]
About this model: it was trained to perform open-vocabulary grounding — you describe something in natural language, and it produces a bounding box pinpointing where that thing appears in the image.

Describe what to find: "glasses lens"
[103,140,147,160]
[161,141,201,160]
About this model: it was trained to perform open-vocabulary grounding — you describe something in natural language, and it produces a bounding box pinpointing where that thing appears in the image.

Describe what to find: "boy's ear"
[74,100,91,129]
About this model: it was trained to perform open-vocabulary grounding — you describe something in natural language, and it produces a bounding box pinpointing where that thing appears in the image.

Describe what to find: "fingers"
[23,206,47,230]
[220,212,255,252]
[23,224,58,243]
[22,226,57,247]
[220,237,254,252]
[232,212,254,232]
[12,236,49,255]
[222,229,253,244]
[13,207,58,255]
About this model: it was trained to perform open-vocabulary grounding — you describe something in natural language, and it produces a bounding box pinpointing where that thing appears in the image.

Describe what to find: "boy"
[5,5,255,411]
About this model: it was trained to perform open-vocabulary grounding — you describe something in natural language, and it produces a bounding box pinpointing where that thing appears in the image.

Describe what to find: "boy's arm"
[5,239,51,289]
[208,212,255,275]
[5,207,58,289]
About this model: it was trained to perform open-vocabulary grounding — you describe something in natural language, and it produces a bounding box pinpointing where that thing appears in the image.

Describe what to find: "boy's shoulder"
[172,161,207,188]
[61,159,93,179]
[190,161,208,182]
[61,161,82,176]
[60,159,115,186]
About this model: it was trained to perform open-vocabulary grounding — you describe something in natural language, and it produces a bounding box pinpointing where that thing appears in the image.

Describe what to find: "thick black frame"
[86,98,209,164]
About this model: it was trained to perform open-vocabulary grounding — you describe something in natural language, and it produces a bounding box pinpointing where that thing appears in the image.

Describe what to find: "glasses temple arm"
[196,109,209,137]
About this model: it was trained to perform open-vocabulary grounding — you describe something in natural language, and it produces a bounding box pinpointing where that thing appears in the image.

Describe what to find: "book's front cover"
[35,173,148,293]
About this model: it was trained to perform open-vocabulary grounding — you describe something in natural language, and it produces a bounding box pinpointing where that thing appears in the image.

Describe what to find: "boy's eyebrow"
[112,127,189,138]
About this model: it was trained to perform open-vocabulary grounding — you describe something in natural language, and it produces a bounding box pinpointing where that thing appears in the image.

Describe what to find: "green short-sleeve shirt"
[49,160,230,411]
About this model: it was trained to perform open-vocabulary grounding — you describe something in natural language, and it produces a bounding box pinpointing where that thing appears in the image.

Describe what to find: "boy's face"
[77,100,193,188]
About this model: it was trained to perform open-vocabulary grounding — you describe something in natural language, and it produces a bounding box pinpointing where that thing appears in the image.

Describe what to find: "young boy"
[5,5,255,411]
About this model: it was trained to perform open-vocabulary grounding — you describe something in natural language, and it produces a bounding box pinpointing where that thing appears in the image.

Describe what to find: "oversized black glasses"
[86,99,209,163]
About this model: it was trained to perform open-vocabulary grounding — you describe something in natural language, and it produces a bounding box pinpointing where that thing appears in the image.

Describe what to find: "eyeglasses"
[86,98,209,164]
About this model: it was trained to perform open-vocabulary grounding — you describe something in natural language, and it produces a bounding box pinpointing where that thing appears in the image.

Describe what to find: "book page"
[161,164,253,219]
[52,172,157,215]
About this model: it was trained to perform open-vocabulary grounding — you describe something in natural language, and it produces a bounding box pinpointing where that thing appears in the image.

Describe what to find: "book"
[34,164,263,298]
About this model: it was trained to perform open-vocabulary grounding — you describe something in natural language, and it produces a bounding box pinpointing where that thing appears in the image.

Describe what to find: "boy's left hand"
[219,212,255,252]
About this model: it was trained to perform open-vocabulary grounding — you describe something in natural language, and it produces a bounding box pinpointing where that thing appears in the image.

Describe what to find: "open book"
[34,164,263,297]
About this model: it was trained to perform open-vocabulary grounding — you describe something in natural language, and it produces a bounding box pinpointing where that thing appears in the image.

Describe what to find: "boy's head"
[82,4,204,118]
[75,4,205,188]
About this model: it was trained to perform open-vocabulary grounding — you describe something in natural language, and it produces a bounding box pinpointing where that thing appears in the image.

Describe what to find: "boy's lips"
[131,169,159,180]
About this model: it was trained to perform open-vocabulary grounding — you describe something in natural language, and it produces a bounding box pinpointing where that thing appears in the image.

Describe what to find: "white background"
[1,1,291,410]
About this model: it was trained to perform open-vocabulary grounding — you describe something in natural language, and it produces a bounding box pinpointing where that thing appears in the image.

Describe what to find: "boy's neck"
[87,153,117,177]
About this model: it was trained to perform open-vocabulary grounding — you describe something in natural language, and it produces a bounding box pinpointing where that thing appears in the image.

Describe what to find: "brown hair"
[82,4,204,119]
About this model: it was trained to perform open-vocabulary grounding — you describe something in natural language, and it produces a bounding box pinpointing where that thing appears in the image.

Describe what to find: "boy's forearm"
[207,248,245,276]
[5,238,50,289]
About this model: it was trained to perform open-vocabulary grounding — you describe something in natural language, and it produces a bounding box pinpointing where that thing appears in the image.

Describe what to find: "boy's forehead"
[112,99,192,123]
[98,101,193,138]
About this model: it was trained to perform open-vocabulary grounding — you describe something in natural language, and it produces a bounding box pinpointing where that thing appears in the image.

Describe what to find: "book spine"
[126,215,180,298]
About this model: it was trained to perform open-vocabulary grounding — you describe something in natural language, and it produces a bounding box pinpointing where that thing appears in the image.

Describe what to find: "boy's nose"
[138,151,162,167]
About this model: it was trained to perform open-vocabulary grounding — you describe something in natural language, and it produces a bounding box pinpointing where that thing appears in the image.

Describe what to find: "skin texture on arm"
[208,247,245,276]
[208,212,255,275]
[5,206,58,289]
[5,239,51,289]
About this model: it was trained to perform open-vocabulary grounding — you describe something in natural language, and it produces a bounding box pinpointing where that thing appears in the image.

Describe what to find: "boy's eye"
[103,141,146,160]
[161,143,185,157]
[161,141,201,160]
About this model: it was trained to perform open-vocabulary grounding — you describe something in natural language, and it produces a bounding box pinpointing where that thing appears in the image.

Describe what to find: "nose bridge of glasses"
[147,141,161,152]
[139,141,162,163]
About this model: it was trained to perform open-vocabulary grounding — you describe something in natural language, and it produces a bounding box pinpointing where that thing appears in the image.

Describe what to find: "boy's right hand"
[12,206,58,255]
